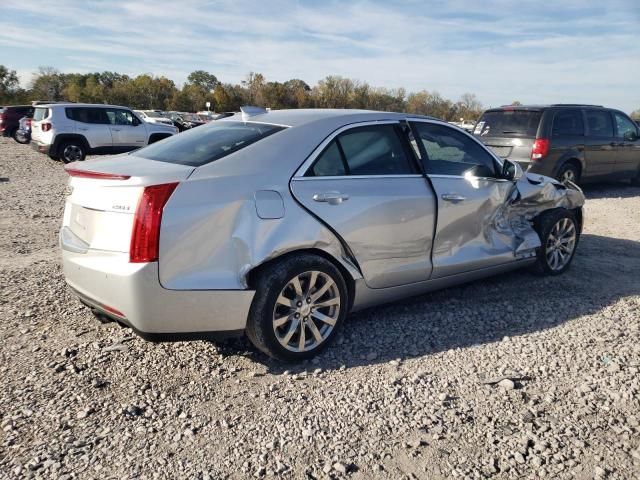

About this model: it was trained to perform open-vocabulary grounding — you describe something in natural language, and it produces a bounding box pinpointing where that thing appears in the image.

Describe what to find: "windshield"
[474,110,542,138]
[182,114,200,122]
[131,121,286,166]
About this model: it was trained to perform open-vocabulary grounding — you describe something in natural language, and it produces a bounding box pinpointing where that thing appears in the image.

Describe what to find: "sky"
[1,0,639,112]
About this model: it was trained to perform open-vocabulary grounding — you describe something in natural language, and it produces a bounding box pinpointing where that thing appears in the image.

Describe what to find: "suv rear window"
[33,108,49,121]
[131,121,286,166]
[474,110,542,138]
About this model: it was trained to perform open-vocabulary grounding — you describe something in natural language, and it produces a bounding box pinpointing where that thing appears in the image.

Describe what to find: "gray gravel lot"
[1,136,639,479]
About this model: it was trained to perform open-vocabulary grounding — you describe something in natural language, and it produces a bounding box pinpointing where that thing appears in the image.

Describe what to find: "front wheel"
[532,209,579,275]
[246,254,349,361]
[59,141,86,163]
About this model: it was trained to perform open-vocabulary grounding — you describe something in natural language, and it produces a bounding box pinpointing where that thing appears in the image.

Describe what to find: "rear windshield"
[474,110,542,138]
[131,121,286,166]
[33,107,49,121]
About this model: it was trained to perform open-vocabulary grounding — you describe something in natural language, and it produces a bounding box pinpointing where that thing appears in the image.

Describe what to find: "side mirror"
[624,130,638,142]
[132,116,141,126]
[501,159,523,181]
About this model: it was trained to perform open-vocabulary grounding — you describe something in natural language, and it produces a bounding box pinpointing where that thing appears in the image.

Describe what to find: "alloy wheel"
[272,270,341,352]
[560,168,576,183]
[63,145,83,162]
[545,218,576,271]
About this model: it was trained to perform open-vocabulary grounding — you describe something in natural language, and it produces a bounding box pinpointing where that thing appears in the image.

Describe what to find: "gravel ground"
[1,136,639,480]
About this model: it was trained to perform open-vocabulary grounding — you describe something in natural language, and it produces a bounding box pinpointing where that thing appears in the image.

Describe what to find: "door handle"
[313,192,349,205]
[441,193,466,203]
[112,128,121,132]
[78,127,88,131]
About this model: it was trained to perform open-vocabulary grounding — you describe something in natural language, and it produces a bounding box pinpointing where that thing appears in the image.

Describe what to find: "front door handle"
[112,128,121,132]
[313,191,349,205]
[78,127,88,131]
[441,193,466,203]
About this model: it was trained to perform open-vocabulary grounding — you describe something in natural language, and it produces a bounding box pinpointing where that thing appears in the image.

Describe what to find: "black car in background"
[166,112,206,131]
[473,104,640,185]
[0,105,34,142]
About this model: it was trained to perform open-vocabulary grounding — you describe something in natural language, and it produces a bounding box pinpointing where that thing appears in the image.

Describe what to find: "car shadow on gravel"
[244,233,640,373]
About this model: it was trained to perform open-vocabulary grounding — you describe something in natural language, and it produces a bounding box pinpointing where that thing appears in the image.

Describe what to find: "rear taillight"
[26,119,32,126]
[531,138,549,161]
[130,183,179,263]
[64,167,131,180]
[41,122,52,132]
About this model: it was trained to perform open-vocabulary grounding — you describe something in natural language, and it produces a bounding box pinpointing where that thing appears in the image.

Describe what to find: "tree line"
[2,65,638,121]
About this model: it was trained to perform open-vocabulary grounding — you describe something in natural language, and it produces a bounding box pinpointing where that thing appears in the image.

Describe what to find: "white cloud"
[1,0,639,111]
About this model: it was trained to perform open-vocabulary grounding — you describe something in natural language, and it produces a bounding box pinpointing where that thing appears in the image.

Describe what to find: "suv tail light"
[531,138,549,161]
[41,122,52,132]
[130,183,179,263]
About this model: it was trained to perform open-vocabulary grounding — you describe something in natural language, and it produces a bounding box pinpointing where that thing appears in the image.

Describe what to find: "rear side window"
[474,110,542,137]
[66,107,109,124]
[132,121,285,166]
[552,109,584,137]
[585,110,613,137]
[33,108,49,121]
[306,124,415,177]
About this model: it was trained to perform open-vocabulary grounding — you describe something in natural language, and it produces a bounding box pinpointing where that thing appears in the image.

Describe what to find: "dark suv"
[0,105,34,142]
[473,104,640,184]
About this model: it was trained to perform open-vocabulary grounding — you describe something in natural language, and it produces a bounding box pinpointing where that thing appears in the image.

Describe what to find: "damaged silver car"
[60,108,585,361]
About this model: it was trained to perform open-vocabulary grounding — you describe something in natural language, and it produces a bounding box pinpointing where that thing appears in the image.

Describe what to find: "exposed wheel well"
[246,248,356,312]
[149,133,172,144]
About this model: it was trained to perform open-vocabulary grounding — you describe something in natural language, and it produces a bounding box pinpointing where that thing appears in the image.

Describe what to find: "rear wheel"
[59,141,86,163]
[246,254,348,361]
[532,209,579,275]
[556,163,580,184]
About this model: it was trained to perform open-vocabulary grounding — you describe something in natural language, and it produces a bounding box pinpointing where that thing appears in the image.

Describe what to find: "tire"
[246,253,349,361]
[59,141,86,163]
[11,128,23,144]
[531,209,579,275]
[631,170,640,186]
[556,163,580,184]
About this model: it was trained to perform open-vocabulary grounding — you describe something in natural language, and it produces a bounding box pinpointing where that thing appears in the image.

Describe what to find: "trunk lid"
[62,155,194,253]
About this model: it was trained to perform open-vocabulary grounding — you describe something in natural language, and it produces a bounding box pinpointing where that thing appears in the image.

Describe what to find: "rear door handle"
[78,127,88,131]
[312,192,349,205]
[441,193,466,203]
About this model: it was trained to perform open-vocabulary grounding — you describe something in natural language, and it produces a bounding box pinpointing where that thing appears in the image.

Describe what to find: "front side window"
[306,124,415,177]
[106,109,136,126]
[131,121,285,166]
[412,122,497,177]
[552,109,584,137]
[613,112,638,139]
[585,110,614,137]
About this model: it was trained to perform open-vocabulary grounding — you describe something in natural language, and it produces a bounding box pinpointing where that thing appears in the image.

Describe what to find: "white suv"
[134,110,175,126]
[31,104,178,163]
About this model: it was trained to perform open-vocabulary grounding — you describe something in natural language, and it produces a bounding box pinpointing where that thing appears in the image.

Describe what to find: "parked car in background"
[15,115,32,144]
[31,103,177,162]
[134,110,174,126]
[473,104,640,184]
[167,112,206,131]
[0,105,34,142]
[60,107,584,361]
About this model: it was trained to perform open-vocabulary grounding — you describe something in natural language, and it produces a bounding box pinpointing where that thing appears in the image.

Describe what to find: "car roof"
[36,103,132,109]
[219,108,432,128]
[487,104,605,111]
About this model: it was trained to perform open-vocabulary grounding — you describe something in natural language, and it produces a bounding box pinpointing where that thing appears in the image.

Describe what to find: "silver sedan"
[60,107,584,360]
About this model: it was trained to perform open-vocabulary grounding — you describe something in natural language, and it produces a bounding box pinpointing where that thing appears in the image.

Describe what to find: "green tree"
[30,67,68,101]
[187,70,219,91]
[0,65,20,102]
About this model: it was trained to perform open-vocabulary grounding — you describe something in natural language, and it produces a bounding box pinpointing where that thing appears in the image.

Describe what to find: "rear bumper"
[31,140,51,155]
[61,230,254,338]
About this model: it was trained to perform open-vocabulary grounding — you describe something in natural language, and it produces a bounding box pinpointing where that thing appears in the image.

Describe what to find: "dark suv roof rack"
[550,103,603,107]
